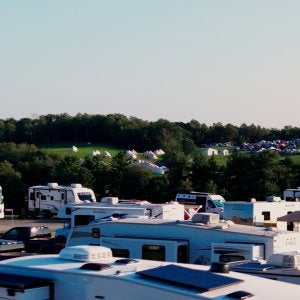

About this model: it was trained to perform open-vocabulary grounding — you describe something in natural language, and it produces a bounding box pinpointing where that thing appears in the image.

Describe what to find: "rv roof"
[87,217,290,238]
[0,246,299,299]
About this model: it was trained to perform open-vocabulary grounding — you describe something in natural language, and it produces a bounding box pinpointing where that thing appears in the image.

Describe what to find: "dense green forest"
[1,113,300,148]
[0,113,299,213]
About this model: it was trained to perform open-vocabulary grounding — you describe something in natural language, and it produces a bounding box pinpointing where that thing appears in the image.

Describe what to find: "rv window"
[213,200,224,207]
[74,215,95,226]
[50,196,54,201]
[111,248,130,258]
[142,245,165,261]
[207,200,215,208]
[78,193,93,201]
[262,211,270,221]
[41,195,46,200]
[177,245,188,263]
[61,193,64,200]
[220,254,245,263]
[29,192,35,200]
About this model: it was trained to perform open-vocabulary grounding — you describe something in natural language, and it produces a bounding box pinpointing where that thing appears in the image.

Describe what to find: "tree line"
[0,113,299,213]
[1,113,300,151]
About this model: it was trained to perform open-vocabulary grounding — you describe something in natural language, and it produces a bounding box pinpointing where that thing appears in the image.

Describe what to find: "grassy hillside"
[38,143,124,158]
[39,143,300,167]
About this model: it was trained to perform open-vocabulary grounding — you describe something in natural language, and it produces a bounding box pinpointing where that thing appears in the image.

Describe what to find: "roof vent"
[210,262,229,273]
[80,263,111,271]
[59,245,112,262]
[70,183,82,188]
[192,213,220,224]
[101,197,119,204]
[226,290,255,299]
[115,258,139,265]
[212,223,229,229]
[266,196,281,202]
[47,183,58,188]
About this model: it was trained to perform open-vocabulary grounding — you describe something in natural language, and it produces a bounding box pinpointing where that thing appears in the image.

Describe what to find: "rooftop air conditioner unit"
[192,213,220,224]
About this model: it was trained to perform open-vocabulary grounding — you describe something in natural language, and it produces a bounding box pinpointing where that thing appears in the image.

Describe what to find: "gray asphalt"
[0,217,66,234]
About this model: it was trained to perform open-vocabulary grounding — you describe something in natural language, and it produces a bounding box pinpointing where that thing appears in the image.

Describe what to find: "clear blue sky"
[1,1,299,129]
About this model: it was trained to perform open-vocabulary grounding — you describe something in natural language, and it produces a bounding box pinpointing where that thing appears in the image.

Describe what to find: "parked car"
[0,226,66,254]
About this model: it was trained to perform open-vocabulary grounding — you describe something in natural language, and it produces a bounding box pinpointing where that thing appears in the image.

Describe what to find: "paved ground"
[0,217,66,234]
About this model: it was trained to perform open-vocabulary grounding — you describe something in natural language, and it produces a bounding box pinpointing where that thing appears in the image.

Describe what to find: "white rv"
[66,212,300,266]
[223,197,300,228]
[0,245,298,300]
[55,198,185,239]
[284,187,300,201]
[175,192,225,218]
[27,183,96,218]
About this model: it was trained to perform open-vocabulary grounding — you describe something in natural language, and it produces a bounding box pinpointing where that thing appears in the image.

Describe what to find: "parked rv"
[55,197,185,239]
[284,187,300,201]
[27,183,96,218]
[175,192,225,218]
[66,212,300,266]
[223,196,300,228]
[0,245,298,300]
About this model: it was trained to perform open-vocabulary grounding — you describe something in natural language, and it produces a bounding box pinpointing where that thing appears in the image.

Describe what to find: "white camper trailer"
[223,197,300,228]
[27,183,96,218]
[66,212,300,266]
[55,198,185,239]
[284,187,300,201]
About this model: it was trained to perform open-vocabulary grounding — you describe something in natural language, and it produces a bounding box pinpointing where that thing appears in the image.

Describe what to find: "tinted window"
[262,211,270,221]
[220,254,245,263]
[111,248,130,258]
[177,245,188,263]
[142,245,165,261]
[74,215,95,226]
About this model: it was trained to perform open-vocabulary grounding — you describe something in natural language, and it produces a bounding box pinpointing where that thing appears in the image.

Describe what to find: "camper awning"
[277,210,300,222]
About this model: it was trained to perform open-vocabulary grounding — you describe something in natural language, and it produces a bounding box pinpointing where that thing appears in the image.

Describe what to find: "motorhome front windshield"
[77,193,94,201]
[213,199,225,207]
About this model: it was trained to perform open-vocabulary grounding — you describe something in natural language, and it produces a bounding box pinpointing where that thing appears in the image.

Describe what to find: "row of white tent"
[203,148,229,156]
[70,146,112,158]
[70,146,165,160]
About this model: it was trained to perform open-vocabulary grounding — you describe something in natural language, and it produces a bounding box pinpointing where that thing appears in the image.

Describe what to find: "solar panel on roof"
[137,264,243,292]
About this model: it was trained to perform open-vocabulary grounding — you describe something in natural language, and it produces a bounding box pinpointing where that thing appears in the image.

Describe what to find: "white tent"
[70,146,78,152]
[203,148,218,156]
[102,151,112,158]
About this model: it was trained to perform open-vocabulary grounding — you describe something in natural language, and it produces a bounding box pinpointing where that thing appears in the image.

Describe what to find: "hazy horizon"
[1,1,299,129]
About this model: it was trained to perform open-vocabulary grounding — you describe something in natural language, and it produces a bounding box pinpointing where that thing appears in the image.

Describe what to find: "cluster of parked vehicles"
[1,183,300,287]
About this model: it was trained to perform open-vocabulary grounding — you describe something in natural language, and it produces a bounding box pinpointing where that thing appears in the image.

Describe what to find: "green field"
[38,143,124,158]
[39,143,300,166]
